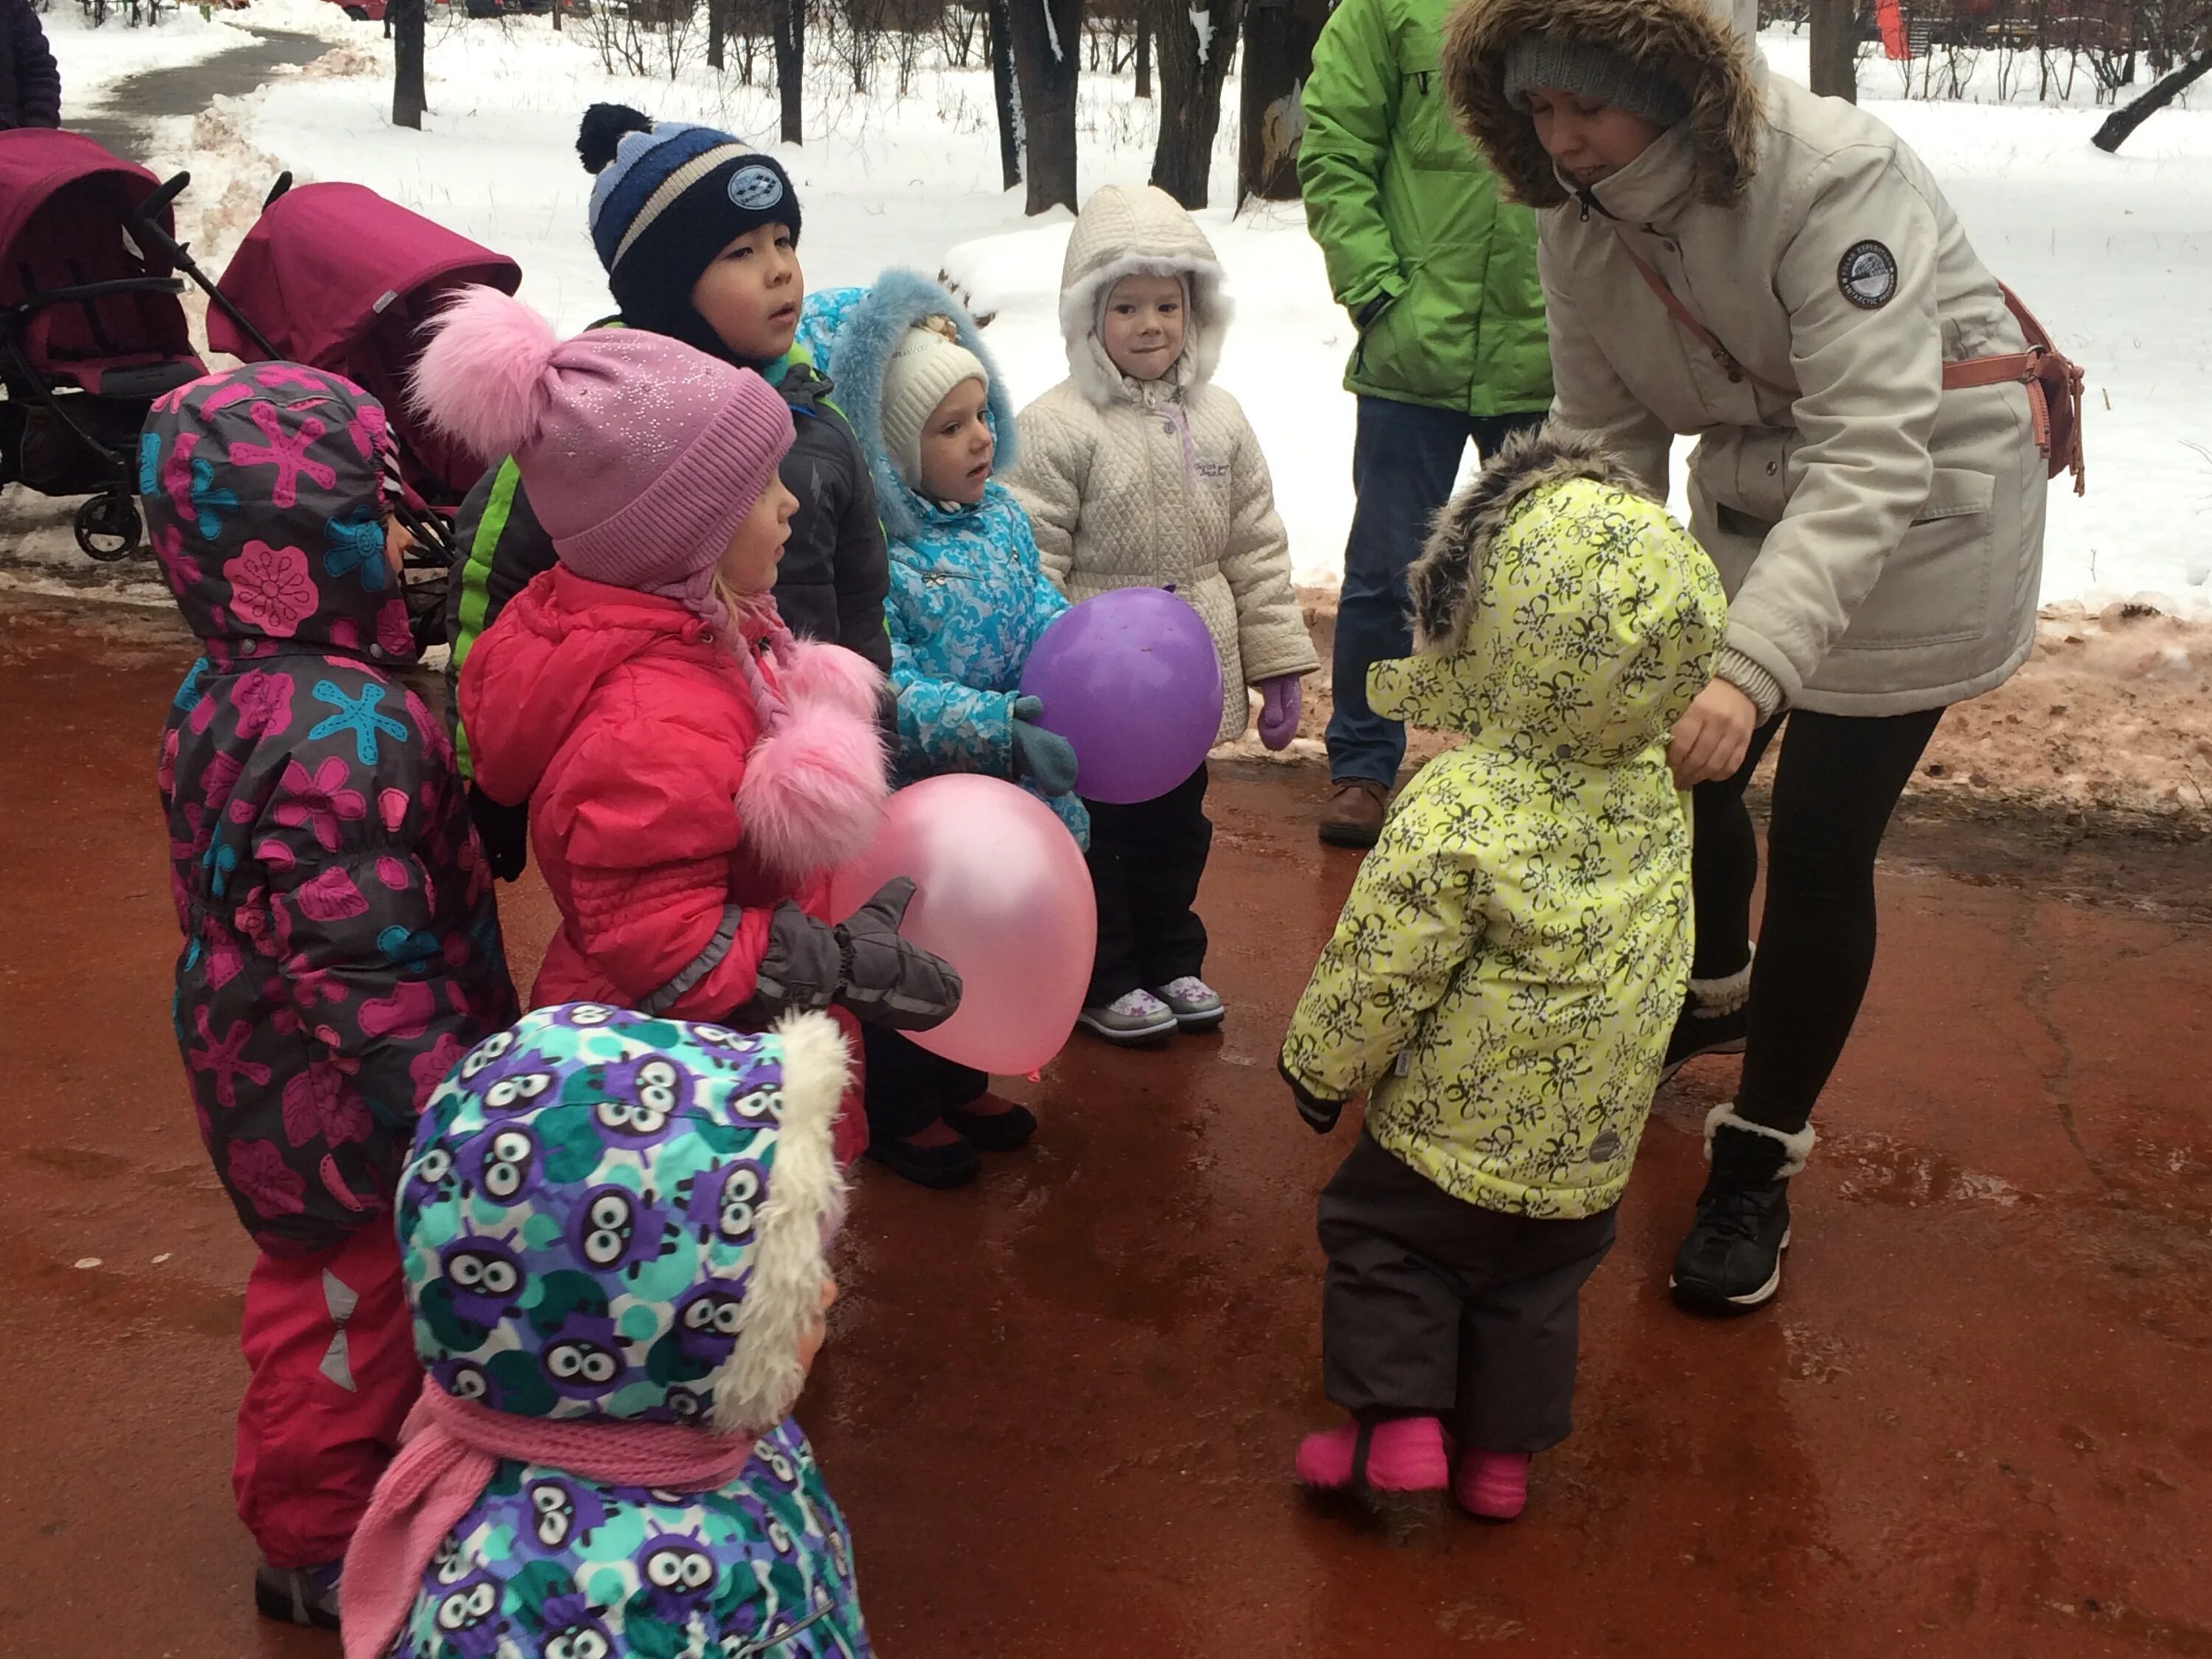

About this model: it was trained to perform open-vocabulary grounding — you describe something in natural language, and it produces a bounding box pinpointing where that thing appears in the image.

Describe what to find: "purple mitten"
[1258,675,1302,750]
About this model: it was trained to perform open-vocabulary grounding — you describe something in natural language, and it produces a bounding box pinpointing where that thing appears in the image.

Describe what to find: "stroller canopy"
[212,181,521,365]
[213,181,523,498]
[0,129,181,296]
[0,128,201,394]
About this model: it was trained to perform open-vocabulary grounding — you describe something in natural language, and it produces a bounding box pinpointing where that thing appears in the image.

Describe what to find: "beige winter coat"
[1444,0,2048,717]
[1006,185,1320,747]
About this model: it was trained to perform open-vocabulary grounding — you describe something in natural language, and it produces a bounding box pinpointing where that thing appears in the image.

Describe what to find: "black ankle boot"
[1669,1108,1809,1315]
[1661,951,1753,1083]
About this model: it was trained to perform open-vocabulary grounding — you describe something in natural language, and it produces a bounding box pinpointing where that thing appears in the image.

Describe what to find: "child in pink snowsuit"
[144,362,518,1625]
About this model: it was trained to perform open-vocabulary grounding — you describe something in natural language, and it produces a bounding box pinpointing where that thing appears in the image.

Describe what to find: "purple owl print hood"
[374,1005,869,1659]
[146,363,518,1256]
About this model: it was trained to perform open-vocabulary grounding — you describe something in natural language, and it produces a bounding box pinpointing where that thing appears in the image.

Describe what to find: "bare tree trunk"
[1237,0,1324,201]
[1808,0,1859,100]
[392,0,427,128]
[1135,12,1150,94]
[1007,0,1083,214]
[708,0,725,68]
[987,0,1023,191]
[772,0,805,142]
[1809,0,1860,99]
[2094,44,2212,148]
[1147,0,1242,207]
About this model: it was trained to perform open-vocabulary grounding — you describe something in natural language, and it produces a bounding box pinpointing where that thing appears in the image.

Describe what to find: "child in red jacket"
[414,288,960,1163]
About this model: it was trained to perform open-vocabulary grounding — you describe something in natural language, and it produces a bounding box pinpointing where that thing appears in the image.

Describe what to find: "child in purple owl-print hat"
[142,361,520,1630]
[340,1004,867,1659]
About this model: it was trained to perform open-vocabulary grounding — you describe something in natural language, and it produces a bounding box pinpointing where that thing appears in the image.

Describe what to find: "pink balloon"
[828,775,1096,1076]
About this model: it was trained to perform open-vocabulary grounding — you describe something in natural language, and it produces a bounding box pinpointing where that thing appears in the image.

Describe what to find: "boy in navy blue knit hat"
[444,106,890,882]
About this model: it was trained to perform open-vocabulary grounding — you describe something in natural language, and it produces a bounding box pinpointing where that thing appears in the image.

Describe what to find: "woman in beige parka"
[1008,184,1319,1046]
[1441,0,2051,1315]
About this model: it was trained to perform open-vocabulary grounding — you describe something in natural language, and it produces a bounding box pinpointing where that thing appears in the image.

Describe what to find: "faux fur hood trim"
[736,640,889,886]
[1409,423,1658,654]
[819,268,1015,544]
[1441,0,1763,209]
[712,1010,852,1433]
[1057,187,1232,406]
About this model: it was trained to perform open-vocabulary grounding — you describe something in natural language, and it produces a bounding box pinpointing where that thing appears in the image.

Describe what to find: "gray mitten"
[1009,695,1079,798]
[743,882,961,1032]
[833,877,963,1030]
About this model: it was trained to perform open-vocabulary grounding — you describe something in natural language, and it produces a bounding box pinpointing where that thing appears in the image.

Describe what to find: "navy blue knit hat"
[577,104,802,359]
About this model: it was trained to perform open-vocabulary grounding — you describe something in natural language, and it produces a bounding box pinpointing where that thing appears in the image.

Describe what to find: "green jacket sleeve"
[444,458,554,779]
[1298,0,1407,320]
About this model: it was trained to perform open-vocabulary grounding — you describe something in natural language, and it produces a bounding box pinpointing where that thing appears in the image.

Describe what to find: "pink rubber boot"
[1293,1416,1450,1492]
[1454,1449,1531,1520]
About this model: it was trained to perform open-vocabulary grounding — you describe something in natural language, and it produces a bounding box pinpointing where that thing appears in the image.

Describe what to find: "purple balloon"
[1020,588,1225,804]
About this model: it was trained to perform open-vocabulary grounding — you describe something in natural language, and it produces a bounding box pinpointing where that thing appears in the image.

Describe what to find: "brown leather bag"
[1614,235,2087,495]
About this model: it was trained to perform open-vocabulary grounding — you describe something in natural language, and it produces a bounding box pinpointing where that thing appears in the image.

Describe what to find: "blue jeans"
[1326,398,1546,787]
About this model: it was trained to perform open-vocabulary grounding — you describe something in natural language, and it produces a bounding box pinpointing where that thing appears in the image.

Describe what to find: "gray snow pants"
[1318,1130,1618,1453]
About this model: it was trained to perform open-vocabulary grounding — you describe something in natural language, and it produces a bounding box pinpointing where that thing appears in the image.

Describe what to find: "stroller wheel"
[75,493,145,562]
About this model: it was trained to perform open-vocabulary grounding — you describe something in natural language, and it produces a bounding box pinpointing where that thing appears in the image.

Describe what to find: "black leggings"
[1691,707,1942,1136]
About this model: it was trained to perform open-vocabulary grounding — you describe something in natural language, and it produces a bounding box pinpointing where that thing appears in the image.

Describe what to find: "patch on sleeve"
[1837,240,1899,310]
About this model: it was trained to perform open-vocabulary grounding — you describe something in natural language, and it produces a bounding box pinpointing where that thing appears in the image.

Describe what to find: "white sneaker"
[1152,975,1225,1030]
[1077,989,1179,1046]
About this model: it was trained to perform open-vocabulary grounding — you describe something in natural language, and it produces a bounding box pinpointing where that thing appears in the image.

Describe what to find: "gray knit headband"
[1502,36,1693,128]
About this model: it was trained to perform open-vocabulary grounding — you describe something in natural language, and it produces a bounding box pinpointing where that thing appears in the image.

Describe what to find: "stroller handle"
[12,275,187,316]
[132,170,192,236]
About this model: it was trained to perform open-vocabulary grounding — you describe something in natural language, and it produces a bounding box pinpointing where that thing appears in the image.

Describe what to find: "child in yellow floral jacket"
[1279,427,1723,1521]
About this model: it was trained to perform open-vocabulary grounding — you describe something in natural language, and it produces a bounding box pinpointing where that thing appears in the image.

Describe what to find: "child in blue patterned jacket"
[804,270,1081,1191]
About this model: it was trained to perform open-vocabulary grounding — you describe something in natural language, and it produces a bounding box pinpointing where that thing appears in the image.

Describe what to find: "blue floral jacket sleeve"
[883,488,1069,782]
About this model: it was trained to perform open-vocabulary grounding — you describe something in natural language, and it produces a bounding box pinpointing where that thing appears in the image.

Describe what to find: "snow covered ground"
[15,12,2212,613]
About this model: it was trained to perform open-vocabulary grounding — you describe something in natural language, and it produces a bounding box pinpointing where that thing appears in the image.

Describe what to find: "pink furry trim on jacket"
[739,647,890,884]
[774,638,889,723]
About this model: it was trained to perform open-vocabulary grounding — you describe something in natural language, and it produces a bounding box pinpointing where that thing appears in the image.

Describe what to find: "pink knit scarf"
[341,1381,758,1659]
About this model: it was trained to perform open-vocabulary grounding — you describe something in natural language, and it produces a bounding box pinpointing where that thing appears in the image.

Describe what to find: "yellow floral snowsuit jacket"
[1281,430,1725,1219]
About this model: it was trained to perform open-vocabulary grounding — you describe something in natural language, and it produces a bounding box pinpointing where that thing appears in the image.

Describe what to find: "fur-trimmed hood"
[799,270,1015,544]
[397,1004,850,1435]
[1371,423,1725,761]
[1056,184,1231,406]
[1441,0,1764,209]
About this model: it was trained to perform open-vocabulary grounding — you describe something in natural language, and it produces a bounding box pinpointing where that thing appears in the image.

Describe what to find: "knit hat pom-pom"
[412,285,563,465]
[577,102,655,173]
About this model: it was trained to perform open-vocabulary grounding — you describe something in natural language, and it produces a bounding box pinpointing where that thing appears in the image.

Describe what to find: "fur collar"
[1409,424,1658,653]
[1441,0,1764,209]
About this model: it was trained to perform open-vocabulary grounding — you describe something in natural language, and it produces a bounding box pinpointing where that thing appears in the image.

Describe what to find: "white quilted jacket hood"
[1058,184,1231,407]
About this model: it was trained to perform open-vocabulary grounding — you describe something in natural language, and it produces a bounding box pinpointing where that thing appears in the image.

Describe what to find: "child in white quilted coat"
[1007,183,1319,1046]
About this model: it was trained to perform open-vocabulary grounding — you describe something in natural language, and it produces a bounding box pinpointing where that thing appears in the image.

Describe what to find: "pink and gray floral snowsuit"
[145,361,518,1568]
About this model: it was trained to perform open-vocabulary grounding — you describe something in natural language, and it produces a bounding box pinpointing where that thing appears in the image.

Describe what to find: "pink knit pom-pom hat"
[411,286,793,624]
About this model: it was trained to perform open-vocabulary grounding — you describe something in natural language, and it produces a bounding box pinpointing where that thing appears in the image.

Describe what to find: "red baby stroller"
[0,128,209,560]
[136,172,524,649]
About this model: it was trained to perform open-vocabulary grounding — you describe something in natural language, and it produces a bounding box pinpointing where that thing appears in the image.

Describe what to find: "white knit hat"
[879,317,988,490]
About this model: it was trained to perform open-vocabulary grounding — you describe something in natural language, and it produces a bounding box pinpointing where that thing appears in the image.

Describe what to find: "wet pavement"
[2,591,2208,1657]
[69,28,332,161]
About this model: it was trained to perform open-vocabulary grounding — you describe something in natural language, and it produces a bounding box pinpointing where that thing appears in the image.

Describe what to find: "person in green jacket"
[1298,0,1553,848]
[1280,427,1724,1520]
